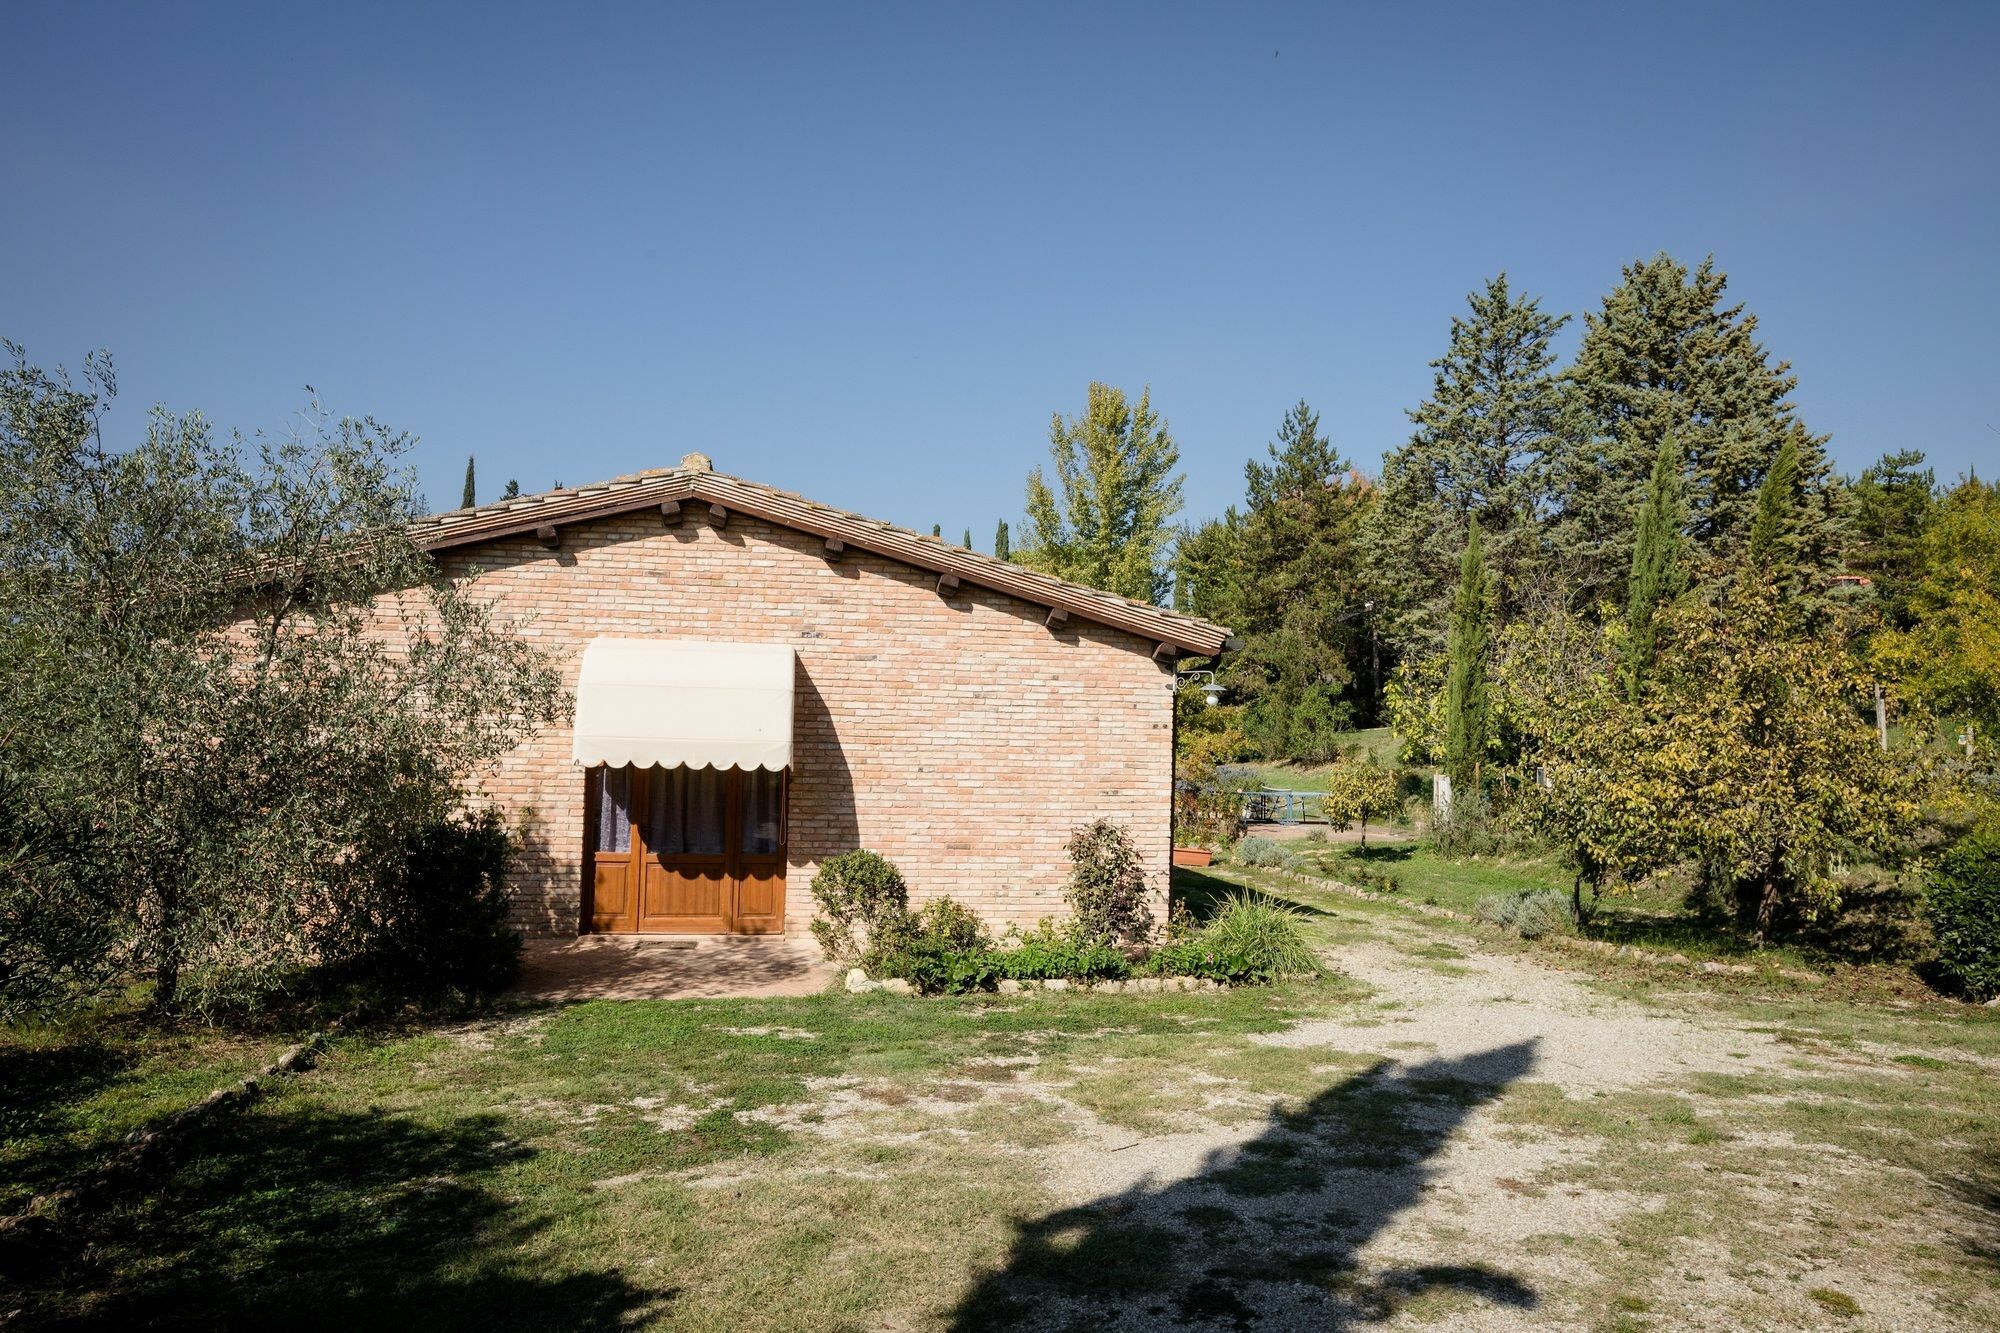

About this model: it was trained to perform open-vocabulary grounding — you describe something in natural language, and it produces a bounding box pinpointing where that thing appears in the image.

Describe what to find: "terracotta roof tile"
[409,466,1231,655]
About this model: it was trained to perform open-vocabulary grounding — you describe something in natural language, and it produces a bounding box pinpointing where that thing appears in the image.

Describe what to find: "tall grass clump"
[1151,892,1323,983]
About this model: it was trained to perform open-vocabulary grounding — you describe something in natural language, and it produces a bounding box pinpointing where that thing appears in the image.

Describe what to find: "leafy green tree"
[1558,254,1848,603]
[1218,402,1374,756]
[501,478,521,500]
[1171,511,1242,621]
[1870,478,2000,733]
[1624,434,1688,700]
[1021,383,1183,603]
[1370,275,1571,653]
[1523,581,1925,939]
[1443,524,1493,791]
[994,519,1011,562]
[0,342,567,1017]
[1319,762,1402,849]
[461,454,476,509]
[1847,449,1935,625]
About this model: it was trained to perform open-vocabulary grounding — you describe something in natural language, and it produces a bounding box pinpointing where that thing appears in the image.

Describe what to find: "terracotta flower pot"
[1172,845,1214,867]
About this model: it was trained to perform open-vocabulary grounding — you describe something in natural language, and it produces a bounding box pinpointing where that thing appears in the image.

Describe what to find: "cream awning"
[572,638,795,770]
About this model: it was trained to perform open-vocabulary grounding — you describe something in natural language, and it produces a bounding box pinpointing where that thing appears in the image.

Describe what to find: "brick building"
[399,455,1231,940]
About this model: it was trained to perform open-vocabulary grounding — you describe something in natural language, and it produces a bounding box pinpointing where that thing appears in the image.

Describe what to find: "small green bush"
[326,808,522,999]
[1148,893,1322,984]
[994,920,1129,981]
[862,896,996,994]
[809,849,908,962]
[1234,836,1298,869]
[1431,787,1499,856]
[1475,889,1576,939]
[1065,819,1154,947]
[1926,828,2000,1001]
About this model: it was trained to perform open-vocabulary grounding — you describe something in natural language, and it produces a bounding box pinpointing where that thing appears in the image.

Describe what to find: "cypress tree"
[1623,434,1688,701]
[1746,434,1802,587]
[994,519,1011,562]
[931,523,942,539]
[962,527,972,550]
[1443,524,1492,792]
[461,455,476,509]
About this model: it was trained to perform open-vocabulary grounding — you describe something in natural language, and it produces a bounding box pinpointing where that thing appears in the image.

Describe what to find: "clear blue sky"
[5,1,1995,540]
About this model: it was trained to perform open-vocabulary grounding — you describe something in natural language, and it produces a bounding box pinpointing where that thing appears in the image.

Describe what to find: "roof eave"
[409,470,1232,656]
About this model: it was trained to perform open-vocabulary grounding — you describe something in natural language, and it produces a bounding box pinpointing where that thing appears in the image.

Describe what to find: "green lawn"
[1232,727,1405,792]
[6,867,1995,1330]
[1283,840,1924,980]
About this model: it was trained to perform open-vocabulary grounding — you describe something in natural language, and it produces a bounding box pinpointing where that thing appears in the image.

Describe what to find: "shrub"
[1234,836,1298,870]
[326,808,522,999]
[862,896,997,994]
[994,919,1130,981]
[1148,892,1322,984]
[809,849,909,962]
[1926,828,2000,1001]
[1431,786,1500,856]
[1065,819,1154,947]
[1474,889,1576,940]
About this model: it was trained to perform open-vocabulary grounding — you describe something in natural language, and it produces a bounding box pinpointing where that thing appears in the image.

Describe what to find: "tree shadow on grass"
[0,1036,137,1212]
[949,1041,1540,1331]
[1171,867,1341,924]
[7,1101,664,1332]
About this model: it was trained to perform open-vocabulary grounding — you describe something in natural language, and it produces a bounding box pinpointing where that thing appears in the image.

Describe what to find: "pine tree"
[461,455,476,509]
[1623,434,1688,700]
[1444,523,1492,792]
[1847,450,1935,626]
[994,519,1011,562]
[1560,254,1847,602]
[1369,275,1570,654]
[1021,383,1183,603]
[1221,401,1374,756]
[501,479,521,500]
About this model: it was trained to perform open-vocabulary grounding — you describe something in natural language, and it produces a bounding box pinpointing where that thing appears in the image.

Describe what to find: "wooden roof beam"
[535,524,560,549]
[936,573,961,597]
[1044,607,1070,631]
[707,503,729,528]
[659,499,682,523]
[823,538,846,562]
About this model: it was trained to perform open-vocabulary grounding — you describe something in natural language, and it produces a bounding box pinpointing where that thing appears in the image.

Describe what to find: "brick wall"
[375,510,1176,937]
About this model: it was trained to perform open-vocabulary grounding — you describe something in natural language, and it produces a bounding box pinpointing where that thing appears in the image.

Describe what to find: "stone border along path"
[1255,865,1828,985]
[0,1024,339,1249]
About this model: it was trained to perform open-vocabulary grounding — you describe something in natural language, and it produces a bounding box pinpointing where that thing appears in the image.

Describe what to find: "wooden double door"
[586,765,788,934]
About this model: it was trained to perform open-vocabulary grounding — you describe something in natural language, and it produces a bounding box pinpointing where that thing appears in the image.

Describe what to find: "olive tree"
[0,343,567,1017]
